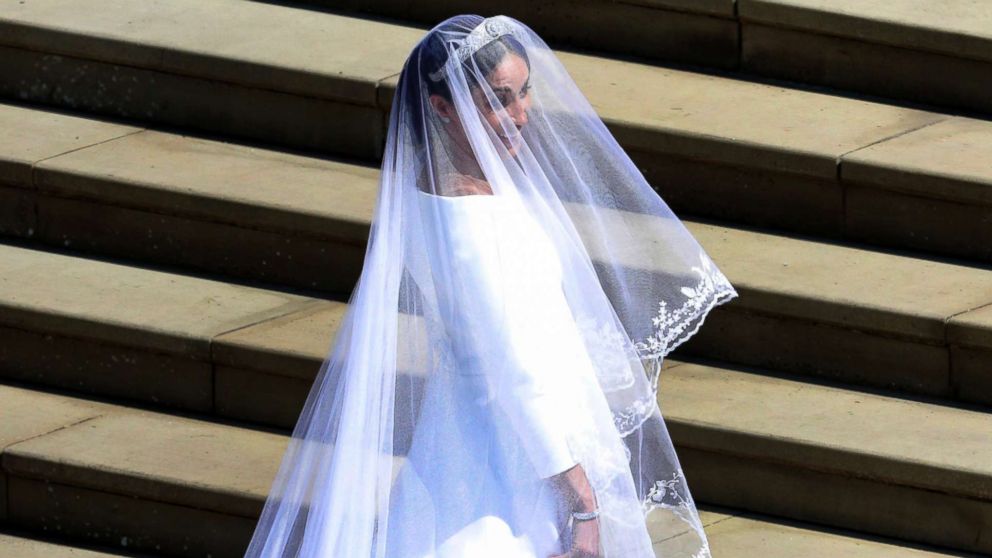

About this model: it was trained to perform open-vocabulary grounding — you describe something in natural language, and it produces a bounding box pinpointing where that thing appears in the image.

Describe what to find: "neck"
[448,135,485,180]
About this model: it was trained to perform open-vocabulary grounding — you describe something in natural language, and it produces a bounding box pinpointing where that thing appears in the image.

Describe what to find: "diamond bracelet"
[571,508,600,522]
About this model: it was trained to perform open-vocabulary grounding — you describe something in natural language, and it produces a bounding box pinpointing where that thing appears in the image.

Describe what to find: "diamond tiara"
[428,17,516,82]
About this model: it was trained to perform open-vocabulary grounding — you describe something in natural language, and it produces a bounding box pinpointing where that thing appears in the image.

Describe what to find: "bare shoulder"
[442,173,494,197]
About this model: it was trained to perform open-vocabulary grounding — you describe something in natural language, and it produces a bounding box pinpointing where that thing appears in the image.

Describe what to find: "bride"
[243,14,738,558]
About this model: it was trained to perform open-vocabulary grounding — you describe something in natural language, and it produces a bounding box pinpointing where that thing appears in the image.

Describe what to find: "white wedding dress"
[243,15,734,558]
[385,189,651,557]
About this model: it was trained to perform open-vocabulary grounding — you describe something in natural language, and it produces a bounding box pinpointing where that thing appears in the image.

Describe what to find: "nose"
[507,97,528,128]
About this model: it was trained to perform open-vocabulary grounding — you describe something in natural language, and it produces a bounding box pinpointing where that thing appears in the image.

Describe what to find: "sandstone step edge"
[738,0,992,65]
[1,100,987,352]
[0,0,956,182]
[4,5,989,264]
[2,103,992,408]
[0,529,156,558]
[3,357,990,555]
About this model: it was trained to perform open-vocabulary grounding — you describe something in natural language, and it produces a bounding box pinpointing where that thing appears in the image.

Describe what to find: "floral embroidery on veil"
[635,249,735,363]
[635,249,735,392]
[644,469,714,558]
[576,247,735,436]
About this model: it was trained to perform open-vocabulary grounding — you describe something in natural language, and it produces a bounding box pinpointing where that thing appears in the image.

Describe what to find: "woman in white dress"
[243,14,738,558]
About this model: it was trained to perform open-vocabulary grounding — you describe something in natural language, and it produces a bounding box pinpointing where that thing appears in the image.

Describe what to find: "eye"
[496,84,529,108]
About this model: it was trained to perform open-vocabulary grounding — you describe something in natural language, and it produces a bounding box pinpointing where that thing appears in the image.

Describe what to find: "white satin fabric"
[384,190,653,557]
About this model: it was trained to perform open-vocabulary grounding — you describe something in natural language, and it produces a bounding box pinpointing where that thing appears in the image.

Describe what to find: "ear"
[428,94,456,121]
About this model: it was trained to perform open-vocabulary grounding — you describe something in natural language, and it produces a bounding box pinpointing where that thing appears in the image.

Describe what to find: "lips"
[497,130,520,147]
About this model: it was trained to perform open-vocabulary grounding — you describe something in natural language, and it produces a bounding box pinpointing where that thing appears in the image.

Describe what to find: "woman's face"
[431,52,532,159]
[470,53,532,156]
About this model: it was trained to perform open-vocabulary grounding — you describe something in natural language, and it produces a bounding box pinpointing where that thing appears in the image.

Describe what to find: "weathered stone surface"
[684,220,992,342]
[845,185,992,262]
[631,0,734,16]
[678,445,992,553]
[740,0,992,62]
[0,324,212,412]
[0,1,943,176]
[311,0,737,68]
[27,128,376,292]
[5,356,990,554]
[213,301,345,379]
[948,303,992,351]
[546,51,940,179]
[843,117,992,205]
[5,411,284,517]
[630,149,844,236]
[570,204,992,358]
[741,23,992,115]
[0,532,140,558]
[679,308,951,397]
[948,304,992,405]
[0,242,312,358]
[7,477,256,558]
[35,130,379,242]
[661,363,992,500]
[211,301,345,426]
[0,46,385,159]
[951,345,992,407]
[4,107,991,408]
[843,118,992,258]
[0,384,109,520]
[0,385,111,451]
[36,195,365,295]
[697,512,978,557]
[648,506,734,555]
[845,123,992,270]
[0,103,137,189]
[0,0,418,105]
[0,186,35,237]
[214,365,313,428]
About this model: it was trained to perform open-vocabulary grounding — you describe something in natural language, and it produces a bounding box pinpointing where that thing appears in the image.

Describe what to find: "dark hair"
[423,31,530,103]
[395,15,531,150]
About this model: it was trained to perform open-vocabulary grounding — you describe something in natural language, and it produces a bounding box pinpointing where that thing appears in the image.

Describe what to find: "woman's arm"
[551,463,602,558]
[424,184,593,485]
[552,462,598,511]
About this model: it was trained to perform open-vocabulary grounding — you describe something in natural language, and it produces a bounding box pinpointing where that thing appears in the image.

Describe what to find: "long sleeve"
[417,191,584,479]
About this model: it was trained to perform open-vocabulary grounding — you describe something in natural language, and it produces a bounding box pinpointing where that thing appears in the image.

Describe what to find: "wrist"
[574,496,597,513]
[571,506,600,522]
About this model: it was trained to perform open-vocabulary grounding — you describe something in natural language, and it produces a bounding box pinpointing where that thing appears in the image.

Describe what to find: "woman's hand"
[548,463,601,557]
[548,516,601,558]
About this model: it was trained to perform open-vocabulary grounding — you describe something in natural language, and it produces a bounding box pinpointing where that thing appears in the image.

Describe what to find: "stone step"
[299,0,740,69]
[2,359,988,555]
[12,102,992,271]
[659,361,992,554]
[301,0,992,115]
[2,3,992,261]
[0,530,153,557]
[0,383,265,558]
[738,0,992,115]
[2,104,992,408]
[0,240,319,414]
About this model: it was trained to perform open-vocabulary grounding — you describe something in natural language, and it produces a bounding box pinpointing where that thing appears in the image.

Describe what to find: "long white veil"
[244,14,738,558]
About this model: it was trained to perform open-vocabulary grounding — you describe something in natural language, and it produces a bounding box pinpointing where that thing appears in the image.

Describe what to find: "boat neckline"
[417,189,501,200]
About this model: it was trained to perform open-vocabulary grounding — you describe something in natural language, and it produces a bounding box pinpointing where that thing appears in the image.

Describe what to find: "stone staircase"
[1,1,990,557]
[298,0,992,115]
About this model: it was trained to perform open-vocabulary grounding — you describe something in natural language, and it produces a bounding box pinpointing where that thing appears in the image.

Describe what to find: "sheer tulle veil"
[243,14,738,558]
